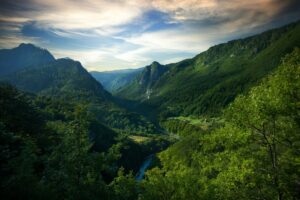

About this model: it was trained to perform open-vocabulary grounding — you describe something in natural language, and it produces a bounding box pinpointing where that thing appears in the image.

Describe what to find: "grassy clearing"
[129,135,150,143]
[168,116,223,130]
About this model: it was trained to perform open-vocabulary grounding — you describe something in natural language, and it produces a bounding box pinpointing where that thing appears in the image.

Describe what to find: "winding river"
[135,154,154,181]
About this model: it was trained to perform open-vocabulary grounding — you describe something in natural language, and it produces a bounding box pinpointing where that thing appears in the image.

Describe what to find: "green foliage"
[117,21,300,117]
[110,168,139,200]
[1,22,300,200]
[0,85,118,200]
[161,116,222,136]
[0,83,166,200]
[114,134,171,174]
[44,106,110,200]
[92,102,159,134]
[2,58,108,99]
[140,48,300,199]
[1,139,48,200]
[0,44,159,134]
[0,84,44,135]
[116,61,167,100]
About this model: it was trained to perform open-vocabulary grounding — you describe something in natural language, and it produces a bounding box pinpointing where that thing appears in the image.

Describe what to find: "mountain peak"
[17,43,55,56]
[151,61,161,67]
[18,43,36,48]
[17,43,46,52]
[148,61,165,73]
[135,61,168,97]
[0,43,55,76]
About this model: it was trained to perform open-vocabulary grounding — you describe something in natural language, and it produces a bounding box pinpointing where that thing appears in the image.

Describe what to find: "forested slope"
[117,21,300,117]
[0,20,299,200]
[0,45,159,134]
[139,48,300,200]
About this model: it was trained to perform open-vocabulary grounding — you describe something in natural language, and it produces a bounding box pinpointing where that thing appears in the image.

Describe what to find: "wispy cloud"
[152,0,296,23]
[0,0,299,71]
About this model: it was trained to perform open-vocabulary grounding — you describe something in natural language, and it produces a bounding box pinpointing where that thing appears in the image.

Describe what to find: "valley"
[0,20,300,200]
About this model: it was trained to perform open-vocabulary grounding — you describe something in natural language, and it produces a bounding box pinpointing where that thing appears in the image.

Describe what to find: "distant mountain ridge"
[116,20,300,117]
[3,58,109,99]
[138,61,167,88]
[0,44,159,134]
[0,43,108,100]
[1,20,299,131]
[90,67,144,93]
[128,61,168,99]
[0,43,55,75]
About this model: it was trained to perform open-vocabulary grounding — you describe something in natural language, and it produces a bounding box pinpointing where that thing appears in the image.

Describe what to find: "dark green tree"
[45,105,109,200]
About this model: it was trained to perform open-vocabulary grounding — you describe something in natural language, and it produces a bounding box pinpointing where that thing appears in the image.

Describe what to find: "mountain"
[0,45,159,134]
[0,83,117,153]
[139,48,300,200]
[90,67,143,93]
[135,61,167,99]
[0,43,55,76]
[116,20,300,117]
[116,61,168,100]
[2,58,109,99]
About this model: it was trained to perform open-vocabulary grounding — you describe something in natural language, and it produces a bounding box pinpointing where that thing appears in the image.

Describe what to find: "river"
[135,154,154,181]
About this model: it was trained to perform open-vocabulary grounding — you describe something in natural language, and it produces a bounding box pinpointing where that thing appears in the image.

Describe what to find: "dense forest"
[117,21,300,118]
[140,49,300,200]
[0,21,300,200]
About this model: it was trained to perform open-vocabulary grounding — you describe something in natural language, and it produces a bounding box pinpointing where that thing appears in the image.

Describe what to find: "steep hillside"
[0,43,55,76]
[3,58,109,99]
[0,84,118,152]
[0,45,159,134]
[90,67,143,92]
[117,21,300,117]
[117,61,168,99]
[140,48,300,199]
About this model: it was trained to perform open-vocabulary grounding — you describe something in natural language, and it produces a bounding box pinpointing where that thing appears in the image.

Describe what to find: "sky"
[0,0,300,71]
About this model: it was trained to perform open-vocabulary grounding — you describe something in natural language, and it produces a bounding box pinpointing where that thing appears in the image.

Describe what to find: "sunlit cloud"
[152,0,291,23]
[2,0,150,30]
[0,0,299,71]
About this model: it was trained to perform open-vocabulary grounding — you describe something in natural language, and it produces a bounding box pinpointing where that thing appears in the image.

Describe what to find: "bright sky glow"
[0,0,299,71]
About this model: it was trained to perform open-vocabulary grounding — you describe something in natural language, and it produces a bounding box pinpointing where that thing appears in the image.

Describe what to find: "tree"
[226,48,300,199]
[110,167,138,200]
[140,48,300,200]
[45,105,109,200]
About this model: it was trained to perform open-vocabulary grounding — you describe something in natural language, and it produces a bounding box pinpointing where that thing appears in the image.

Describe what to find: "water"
[135,154,154,181]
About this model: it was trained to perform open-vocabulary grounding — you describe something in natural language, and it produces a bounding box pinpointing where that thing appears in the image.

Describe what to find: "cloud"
[0,0,299,71]
[151,0,297,24]
[3,0,297,33]
[0,34,39,49]
[0,0,151,31]
[51,47,145,71]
